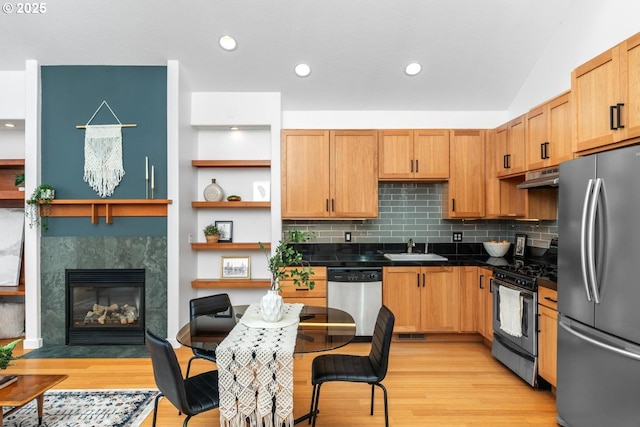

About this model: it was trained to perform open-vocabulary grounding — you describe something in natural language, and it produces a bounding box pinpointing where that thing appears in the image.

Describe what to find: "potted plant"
[14,173,24,187]
[203,224,220,243]
[26,183,55,231]
[0,339,21,389]
[0,339,21,371]
[258,229,315,322]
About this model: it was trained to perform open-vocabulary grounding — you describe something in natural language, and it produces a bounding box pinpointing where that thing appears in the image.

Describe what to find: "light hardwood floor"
[5,339,558,426]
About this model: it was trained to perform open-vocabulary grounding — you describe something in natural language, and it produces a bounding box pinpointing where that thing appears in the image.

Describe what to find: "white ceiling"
[1,0,578,111]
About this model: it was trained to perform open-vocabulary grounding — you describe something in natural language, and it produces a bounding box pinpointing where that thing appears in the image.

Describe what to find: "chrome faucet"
[407,239,415,253]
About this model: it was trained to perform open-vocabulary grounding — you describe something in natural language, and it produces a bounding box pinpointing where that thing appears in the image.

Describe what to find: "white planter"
[260,290,284,322]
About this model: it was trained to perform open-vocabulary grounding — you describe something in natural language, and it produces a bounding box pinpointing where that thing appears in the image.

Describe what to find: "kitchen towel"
[498,285,523,337]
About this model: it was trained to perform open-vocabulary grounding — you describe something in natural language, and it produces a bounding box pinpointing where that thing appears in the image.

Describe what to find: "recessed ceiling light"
[230,126,239,130]
[4,123,15,128]
[219,35,237,51]
[294,63,312,78]
[405,62,422,76]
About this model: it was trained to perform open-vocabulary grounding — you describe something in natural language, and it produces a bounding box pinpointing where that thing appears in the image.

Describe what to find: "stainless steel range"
[491,254,557,387]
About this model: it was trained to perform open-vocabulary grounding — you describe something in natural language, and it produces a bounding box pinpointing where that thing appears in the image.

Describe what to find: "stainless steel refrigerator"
[558,144,640,427]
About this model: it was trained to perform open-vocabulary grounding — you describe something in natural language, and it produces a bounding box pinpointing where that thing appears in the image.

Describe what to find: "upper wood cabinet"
[526,91,573,170]
[442,130,485,219]
[378,129,449,180]
[281,129,378,219]
[486,130,557,220]
[572,32,640,153]
[495,115,526,178]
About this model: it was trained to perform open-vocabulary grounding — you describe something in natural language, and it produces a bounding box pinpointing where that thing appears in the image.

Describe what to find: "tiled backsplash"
[40,236,167,345]
[283,182,557,247]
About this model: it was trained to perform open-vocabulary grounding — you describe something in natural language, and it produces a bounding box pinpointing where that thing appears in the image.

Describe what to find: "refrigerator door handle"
[559,317,640,361]
[580,178,595,301]
[587,178,603,304]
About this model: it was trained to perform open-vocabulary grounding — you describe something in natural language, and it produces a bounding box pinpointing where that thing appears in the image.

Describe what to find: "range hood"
[517,167,559,189]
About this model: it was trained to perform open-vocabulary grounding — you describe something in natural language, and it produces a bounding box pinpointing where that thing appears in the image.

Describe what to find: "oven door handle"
[493,279,535,299]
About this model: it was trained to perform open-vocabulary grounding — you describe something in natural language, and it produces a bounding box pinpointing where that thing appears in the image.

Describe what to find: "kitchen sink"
[383,253,448,261]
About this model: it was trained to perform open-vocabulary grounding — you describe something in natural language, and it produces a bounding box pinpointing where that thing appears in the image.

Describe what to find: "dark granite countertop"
[293,242,558,290]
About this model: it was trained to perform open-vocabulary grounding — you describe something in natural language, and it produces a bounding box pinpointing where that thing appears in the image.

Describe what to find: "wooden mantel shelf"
[47,199,172,224]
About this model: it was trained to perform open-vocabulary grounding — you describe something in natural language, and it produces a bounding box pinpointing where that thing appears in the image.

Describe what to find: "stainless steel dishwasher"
[327,267,383,339]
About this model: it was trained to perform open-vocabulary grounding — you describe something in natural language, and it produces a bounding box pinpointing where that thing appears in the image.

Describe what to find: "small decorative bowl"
[483,241,511,258]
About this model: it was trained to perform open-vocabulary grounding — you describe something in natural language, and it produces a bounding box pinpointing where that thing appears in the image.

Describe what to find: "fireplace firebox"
[65,269,145,345]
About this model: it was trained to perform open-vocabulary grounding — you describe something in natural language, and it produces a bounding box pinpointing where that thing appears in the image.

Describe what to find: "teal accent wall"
[40,66,167,236]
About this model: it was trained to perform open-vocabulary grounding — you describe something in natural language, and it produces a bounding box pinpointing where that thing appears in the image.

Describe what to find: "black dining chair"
[185,293,233,378]
[308,305,395,427]
[145,329,220,427]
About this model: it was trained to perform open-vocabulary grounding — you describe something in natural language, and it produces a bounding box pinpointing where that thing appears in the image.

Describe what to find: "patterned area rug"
[2,389,159,427]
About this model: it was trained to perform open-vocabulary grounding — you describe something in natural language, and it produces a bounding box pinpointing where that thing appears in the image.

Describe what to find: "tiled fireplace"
[40,236,167,345]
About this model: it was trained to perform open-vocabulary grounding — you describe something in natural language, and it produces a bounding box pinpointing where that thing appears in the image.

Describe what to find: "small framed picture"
[221,256,251,279]
[253,181,270,201]
[215,221,233,243]
[515,234,527,258]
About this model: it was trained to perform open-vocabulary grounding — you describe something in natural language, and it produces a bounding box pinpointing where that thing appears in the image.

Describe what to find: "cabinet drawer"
[279,279,327,298]
[538,286,558,310]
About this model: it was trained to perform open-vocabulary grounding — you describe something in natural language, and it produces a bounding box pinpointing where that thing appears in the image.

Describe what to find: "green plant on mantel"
[0,339,21,371]
[260,229,316,292]
[26,183,55,231]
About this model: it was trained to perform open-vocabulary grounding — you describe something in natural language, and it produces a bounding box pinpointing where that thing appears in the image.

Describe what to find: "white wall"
[509,0,640,116]
[0,71,26,119]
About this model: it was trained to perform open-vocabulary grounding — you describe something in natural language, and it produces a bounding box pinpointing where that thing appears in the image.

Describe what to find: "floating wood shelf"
[0,190,24,200]
[192,160,270,168]
[191,201,270,208]
[191,279,271,289]
[0,284,25,296]
[191,242,271,250]
[0,159,25,168]
[46,199,172,224]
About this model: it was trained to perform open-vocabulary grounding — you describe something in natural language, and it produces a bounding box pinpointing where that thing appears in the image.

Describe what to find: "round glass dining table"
[176,305,357,354]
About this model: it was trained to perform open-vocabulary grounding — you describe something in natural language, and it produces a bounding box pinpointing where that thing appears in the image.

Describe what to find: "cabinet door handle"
[410,159,414,173]
[545,142,550,159]
[479,274,485,289]
[489,277,494,293]
[325,199,329,212]
[415,159,419,173]
[503,154,511,169]
[610,105,617,130]
[544,296,558,303]
[451,198,455,212]
[540,143,545,160]
[416,273,420,288]
[331,199,335,212]
[422,273,426,287]
[617,103,625,129]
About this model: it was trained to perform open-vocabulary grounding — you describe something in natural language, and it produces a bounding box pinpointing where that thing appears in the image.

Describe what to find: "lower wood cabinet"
[478,267,494,342]
[280,266,327,307]
[459,266,479,332]
[538,286,558,387]
[383,266,459,333]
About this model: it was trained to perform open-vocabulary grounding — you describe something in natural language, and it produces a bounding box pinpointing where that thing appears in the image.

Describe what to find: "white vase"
[260,290,284,322]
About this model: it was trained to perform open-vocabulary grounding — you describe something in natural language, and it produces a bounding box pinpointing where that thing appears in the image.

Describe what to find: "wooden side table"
[0,374,68,426]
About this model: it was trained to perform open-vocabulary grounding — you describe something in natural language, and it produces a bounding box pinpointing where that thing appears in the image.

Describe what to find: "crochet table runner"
[216,303,303,427]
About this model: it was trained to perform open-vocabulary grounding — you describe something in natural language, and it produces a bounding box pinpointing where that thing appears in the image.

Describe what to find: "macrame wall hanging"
[77,101,137,198]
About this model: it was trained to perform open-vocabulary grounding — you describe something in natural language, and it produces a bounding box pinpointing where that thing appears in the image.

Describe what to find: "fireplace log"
[83,303,138,325]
